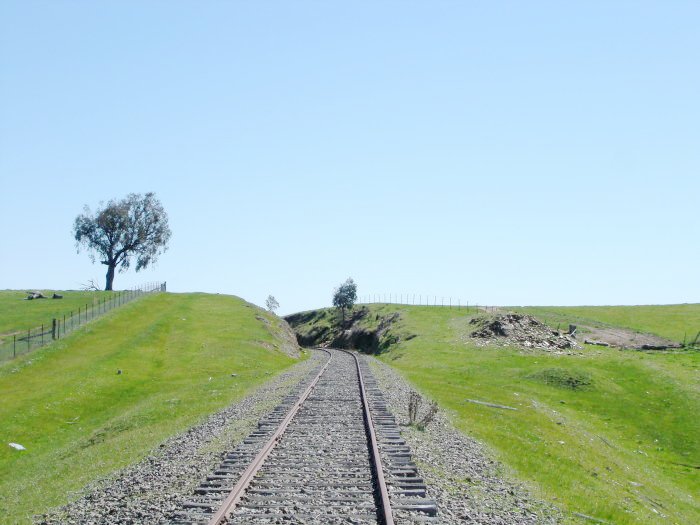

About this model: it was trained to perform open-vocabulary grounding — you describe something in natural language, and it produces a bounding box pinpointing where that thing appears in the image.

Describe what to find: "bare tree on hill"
[266,295,280,314]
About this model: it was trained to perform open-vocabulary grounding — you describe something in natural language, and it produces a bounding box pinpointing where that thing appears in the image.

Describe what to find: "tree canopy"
[266,295,280,314]
[332,277,357,324]
[73,192,171,290]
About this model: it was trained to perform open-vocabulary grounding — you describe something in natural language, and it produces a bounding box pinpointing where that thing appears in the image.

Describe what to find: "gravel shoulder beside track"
[367,357,562,525]
[37,352,324,525]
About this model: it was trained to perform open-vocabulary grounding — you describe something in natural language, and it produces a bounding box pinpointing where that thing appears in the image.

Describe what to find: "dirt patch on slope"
[256,314,302,357]
[580,325,682,350]
[470,314,580,352]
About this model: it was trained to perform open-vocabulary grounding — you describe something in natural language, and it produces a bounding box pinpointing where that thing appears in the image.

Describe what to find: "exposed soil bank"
[579,324,683,350]
[285,306,412,354]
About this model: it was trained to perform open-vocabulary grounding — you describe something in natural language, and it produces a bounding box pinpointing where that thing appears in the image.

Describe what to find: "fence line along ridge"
[0,281,166,362]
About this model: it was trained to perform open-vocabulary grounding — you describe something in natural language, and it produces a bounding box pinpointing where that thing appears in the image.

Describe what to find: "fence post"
[52,318,57,340]
[13,335,16,357]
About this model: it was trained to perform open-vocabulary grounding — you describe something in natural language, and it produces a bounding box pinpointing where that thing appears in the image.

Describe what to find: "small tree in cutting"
[266,295,280,314]
[73,192,172,291]
[332,277,357,325]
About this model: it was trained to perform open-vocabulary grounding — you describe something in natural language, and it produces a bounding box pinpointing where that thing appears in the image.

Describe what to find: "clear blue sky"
[1,1,698,315]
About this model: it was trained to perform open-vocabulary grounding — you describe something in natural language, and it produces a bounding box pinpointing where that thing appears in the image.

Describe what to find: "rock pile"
[470,313,580,351]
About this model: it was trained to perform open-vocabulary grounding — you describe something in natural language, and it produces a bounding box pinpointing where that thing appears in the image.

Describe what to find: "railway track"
[171,349,436,524]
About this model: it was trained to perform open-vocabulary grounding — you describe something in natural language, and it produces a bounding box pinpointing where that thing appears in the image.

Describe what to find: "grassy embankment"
[374,303,700,525]
[294,303,699,525]
[0,292,301,524]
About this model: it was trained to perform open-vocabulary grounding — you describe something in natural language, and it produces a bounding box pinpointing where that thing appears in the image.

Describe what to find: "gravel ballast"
[367,357,562,525]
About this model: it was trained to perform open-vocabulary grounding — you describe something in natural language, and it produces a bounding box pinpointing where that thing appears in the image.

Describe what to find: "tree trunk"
[105,264,115,291]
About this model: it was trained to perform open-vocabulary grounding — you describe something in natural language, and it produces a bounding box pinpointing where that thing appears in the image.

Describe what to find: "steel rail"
[206,349,332,525]
[343,349,395,525]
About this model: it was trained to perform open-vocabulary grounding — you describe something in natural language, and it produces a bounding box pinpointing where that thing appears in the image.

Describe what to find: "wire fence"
[356,294,500,312]
[0,281,166,363]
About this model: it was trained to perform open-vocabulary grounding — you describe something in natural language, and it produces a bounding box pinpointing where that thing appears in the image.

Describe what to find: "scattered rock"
[470,313,580,351]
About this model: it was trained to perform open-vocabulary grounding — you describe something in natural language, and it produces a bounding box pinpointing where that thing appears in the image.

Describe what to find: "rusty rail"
[343,349,395,525]
[206,349,332,525]
[206,348,395,525]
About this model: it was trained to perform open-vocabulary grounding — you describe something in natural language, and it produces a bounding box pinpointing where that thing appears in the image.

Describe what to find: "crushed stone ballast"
[171,348,436,525]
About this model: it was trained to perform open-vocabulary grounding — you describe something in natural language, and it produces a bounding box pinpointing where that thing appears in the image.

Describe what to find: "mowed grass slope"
[0,293,300,524]
[361,304,700,525]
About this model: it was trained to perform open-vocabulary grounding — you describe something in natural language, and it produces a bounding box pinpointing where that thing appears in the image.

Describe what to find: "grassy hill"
[288,303,700,525]
[0,292,301,524]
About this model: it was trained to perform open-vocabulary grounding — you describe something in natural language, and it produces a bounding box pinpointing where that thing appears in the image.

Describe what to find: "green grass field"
[358,304,699,525]
[0,289,122,343]
[0,292,301,524]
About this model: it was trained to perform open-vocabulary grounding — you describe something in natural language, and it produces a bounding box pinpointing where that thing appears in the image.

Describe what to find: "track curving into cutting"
[171,349,436,525]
